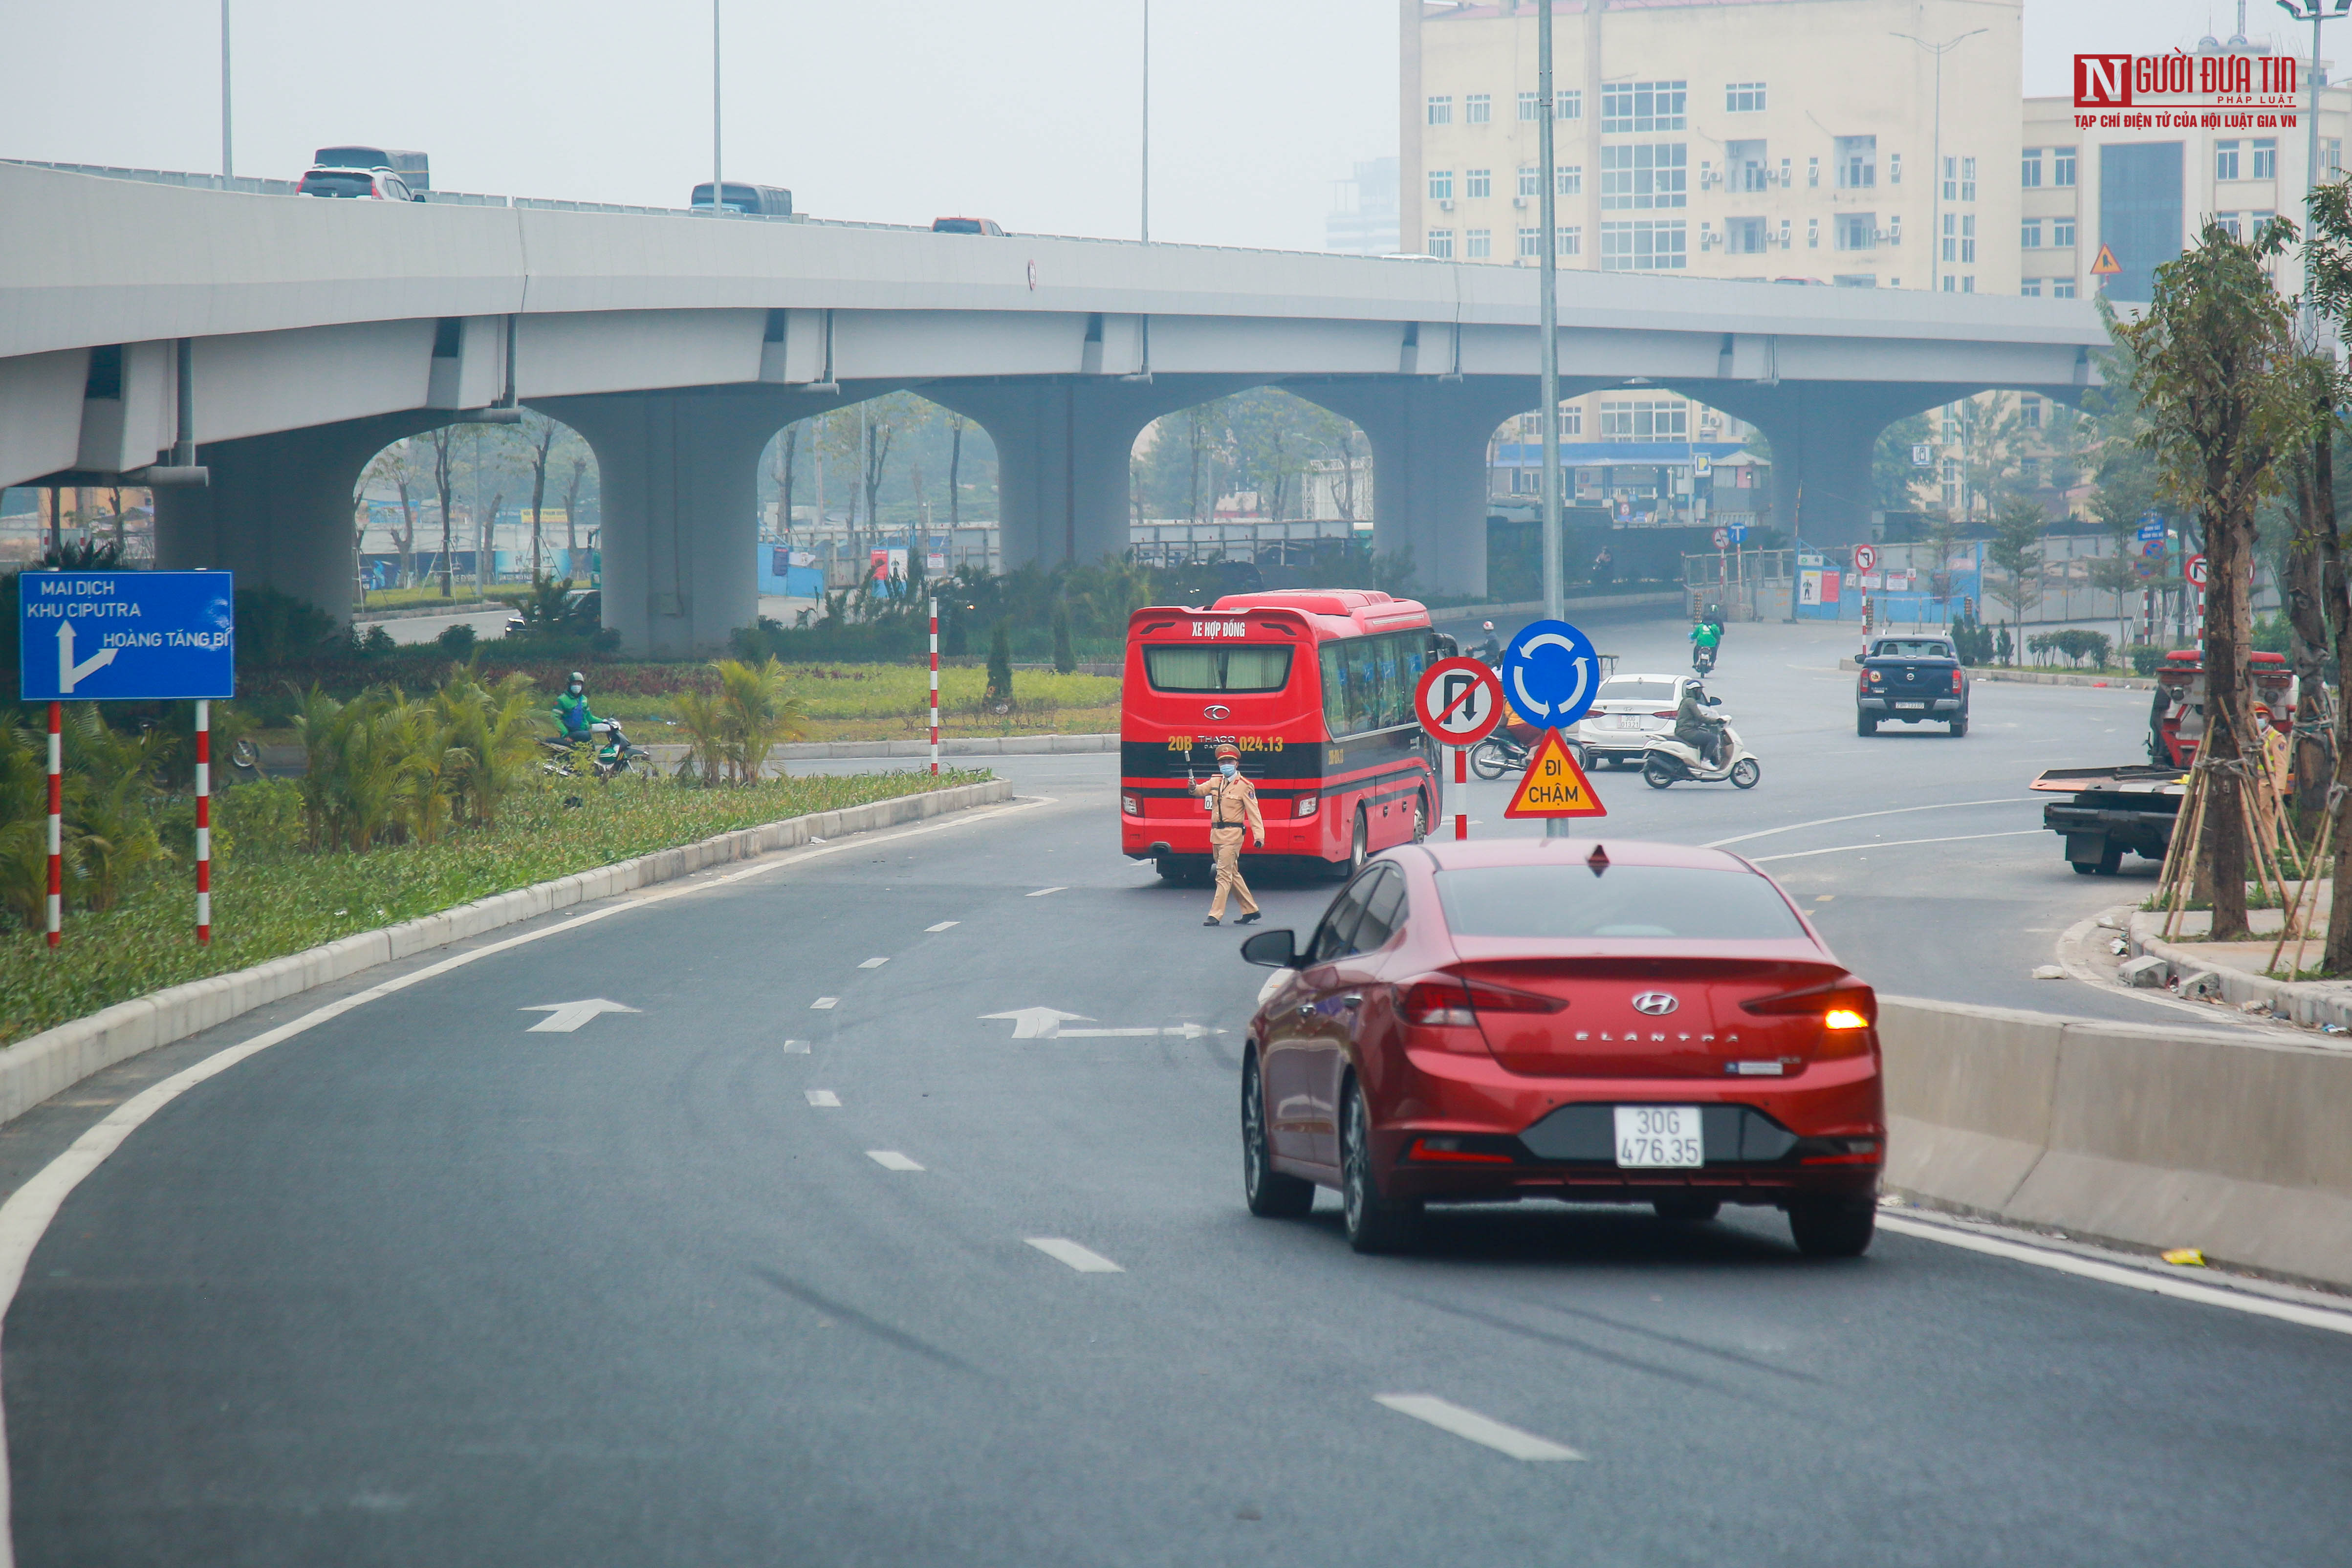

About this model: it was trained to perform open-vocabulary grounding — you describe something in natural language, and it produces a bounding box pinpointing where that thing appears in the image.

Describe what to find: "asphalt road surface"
[6,610,2348,1566]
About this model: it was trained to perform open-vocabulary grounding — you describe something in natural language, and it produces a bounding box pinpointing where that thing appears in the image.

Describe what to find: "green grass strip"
[0,769,991,1047]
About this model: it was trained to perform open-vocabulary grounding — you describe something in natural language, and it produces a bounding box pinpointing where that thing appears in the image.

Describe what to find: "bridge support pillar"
[1694,384,1957,553]
[1296,381,1534,601]
[152,414,429,629]
[539,389,803,658]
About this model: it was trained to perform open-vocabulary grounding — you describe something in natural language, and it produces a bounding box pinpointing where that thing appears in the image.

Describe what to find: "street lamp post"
[219,0,233,180]
[712,0,723,206]
[2278,1,2352,225]
[1538,0,1562,621]
[1141,0,1151,243]
[1894,28,1985,293]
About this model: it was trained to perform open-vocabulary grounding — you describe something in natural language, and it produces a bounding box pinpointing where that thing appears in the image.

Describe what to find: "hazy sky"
[0,3,2328,251]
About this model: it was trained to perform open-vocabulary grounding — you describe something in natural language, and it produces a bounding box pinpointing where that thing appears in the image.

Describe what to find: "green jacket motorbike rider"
[554,672,601,746]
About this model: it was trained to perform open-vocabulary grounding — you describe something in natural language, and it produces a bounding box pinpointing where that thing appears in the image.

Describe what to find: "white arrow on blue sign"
[1501,618,1606,728]
[17,572,235,701]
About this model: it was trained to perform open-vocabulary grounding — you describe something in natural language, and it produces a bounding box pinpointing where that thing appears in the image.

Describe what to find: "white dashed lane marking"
[866,1151,924,1171]
[1025,1238,1124,1273]
[782,1040,810,1053]
[1025,887,1067,898]
[810,997,840,1009]
[1373,1395,1585,1461]
[806,1090,842,1108]
[925,920,959,932]
[858,957,889,969]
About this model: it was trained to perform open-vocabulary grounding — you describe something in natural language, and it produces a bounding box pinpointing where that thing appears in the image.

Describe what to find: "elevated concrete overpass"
[0,160,2106,653]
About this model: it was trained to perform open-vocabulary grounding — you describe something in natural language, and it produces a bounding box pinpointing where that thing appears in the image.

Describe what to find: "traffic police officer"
[1190,742,1263,926]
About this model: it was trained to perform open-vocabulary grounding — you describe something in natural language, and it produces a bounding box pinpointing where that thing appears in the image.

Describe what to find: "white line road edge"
[810,997,840,1009]
[1372,1395,1585,1461]
[1704,796,2036,850]
[805,1090,842,1108]
[1878,1214,2352,1337]
[857,958,889,969]
[1025,887,1067,897]
[925,921,959,932]
[866,1151,923,1171]
[1024,1238,1124,1273]
[1749,828,2044,865]
[0,790,1054,1568]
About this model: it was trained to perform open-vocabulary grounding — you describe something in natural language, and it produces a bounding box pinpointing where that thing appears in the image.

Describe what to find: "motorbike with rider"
[1641,679,1760,789]
[1689,613,1722,674]
[545,671,655,779]
[1473,620,1503,666]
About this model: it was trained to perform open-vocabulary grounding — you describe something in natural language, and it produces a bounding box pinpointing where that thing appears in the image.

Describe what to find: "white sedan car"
[1566,673,1699,769]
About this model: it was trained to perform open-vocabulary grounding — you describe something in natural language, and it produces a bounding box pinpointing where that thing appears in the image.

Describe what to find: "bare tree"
[947,412,965,527]
[521,413,564,583]
[427,426,459,597]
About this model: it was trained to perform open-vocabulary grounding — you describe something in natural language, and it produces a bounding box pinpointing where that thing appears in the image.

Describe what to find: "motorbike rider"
[1703,604,1725,640]
[1689,616,1722,670]
[1674,680,1728,769]
[552,671,612,761]
[1474,621,1503,664]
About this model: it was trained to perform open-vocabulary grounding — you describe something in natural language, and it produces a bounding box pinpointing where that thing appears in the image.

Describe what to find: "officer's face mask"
[1220,762,1237,778]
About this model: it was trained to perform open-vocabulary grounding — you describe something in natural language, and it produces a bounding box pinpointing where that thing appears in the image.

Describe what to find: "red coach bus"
[1120,590,1447,882]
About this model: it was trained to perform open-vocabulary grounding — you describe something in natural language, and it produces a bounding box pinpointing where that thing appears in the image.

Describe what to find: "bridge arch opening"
[353,413,598,603]
[760,391,1000,603]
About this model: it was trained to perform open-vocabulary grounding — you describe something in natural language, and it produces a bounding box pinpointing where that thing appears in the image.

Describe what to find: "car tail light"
[1952,669,1965,694]
[1407,1135,1513,1165]
[1296,795,1320,818]
[1122,794,1141,816]
[1742,980,1877,1057]
[1798,1137,1883,1166]
[1651,710,1677,719]
[1398,975,1566,1028]
[1858,674,1871,695]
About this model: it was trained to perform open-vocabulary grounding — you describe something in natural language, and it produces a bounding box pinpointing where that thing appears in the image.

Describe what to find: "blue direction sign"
[18,571,234,701]
[1725,523,1750,544]
[2135,513,2167,543]
[1501,617,1605,728]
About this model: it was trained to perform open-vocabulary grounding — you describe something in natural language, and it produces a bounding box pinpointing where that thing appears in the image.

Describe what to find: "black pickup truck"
[1855,636,1970,737]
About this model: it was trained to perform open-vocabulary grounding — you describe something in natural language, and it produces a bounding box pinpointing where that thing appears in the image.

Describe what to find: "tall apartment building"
[2021,35,2352,304]
[1403,0,2021,293]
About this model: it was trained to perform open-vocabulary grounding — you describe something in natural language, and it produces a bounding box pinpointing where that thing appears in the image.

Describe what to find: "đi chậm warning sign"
[1503,729,1608,819]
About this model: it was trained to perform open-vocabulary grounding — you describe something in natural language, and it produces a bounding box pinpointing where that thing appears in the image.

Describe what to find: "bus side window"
[1345,640,1379,734]
[1320,646,1348,737]
[1399,635,1431,715]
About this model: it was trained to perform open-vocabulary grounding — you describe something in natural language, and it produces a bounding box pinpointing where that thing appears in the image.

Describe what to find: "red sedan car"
[1238,837,1883,1257]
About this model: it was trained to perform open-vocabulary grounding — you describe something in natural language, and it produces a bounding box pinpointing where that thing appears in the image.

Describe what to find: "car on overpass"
[311,144,430,190]
[692,182,794,217]
[1237,836,1884,1257]
[295,165,422,203]
[932,216,1005,235]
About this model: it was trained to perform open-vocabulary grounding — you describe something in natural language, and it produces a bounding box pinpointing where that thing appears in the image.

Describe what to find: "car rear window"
[301,170,377,196]
[1597,678,1677,703]
[1143,645,1292,693]
[1872,641,1952,658]
[1435,865,1806,940]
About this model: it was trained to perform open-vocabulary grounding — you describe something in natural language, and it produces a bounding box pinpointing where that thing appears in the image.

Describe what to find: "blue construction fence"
[1792,541,1985,624]
[360,548,599,591]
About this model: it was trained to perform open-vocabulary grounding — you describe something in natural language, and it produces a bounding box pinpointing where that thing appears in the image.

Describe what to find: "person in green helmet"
[553,670,600,748]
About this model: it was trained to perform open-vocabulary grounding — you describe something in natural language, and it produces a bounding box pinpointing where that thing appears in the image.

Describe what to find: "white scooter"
[1642,707,1760,790]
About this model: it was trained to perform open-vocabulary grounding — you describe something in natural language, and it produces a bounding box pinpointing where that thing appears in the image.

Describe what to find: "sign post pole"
[45,701,61,950]
[195,697,211,944]
[1454,744,1467,841]
[928,595,940,777]
[1412,657,1506,847]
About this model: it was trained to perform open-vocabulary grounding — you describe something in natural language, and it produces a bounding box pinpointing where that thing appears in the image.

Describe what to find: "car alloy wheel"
[1242,1053,1316,1218]
[1341,1078,1421,1254]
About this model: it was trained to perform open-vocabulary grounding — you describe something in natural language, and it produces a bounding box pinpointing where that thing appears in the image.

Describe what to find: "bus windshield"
[1143,645,1294,693]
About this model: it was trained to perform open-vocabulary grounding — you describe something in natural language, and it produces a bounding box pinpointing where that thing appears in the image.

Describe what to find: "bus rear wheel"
[1156,854,1211,886]
[1411,790,1430,844]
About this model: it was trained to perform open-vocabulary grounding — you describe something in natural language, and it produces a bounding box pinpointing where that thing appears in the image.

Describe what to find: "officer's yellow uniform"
[1190,769,1264,921]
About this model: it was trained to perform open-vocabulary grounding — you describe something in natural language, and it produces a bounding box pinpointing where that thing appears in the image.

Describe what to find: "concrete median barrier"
[0,780,1013,1130]
[1881,996,2352,1290]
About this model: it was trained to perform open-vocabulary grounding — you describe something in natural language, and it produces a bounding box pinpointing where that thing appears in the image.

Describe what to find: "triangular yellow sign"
[1503,729,1608,818]
[2090,243,2123,276]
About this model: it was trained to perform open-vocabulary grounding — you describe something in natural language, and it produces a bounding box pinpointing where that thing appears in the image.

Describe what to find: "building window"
[2023,147,2044,188]
[1890,152,1903,185]
[2216,211,2242,239]
[1781,156,1793,187]
[2253,209,2278,240]
[1808,155,1820,188]
[1429,169,1454,201]
[1599,398,1689,439]
[1466,93,1492,125]
[1519,166,1540,198]
[2054,146,2077,186]
[2022,218,2043,248]
[1557,165,1582,197]
[1833,274,1878,288]
[1600,80,1687,133]
[2253,139,2278,179]
[2329,138,2345,175]
[1889,213,1902,246]
[1427,96,1453,126]
[1837,212,1877,251]
[2021,278,2043,296]
[1466,227,1492,259]
[2022,395,2043,429]
[1781,217,1793,248]
[1557,225,1582,256]
[1556,89,1582,121]
[1426,230,1454,259]
[1725,81,1766,113]
[1518,91,1543,122]
[1836,135,1877,189]
[1725,139,1769,193]
[1941,212,1957,261]
[2021,456,2042,486]
[1727,216,1767,254]
[1962,275,1975,293]
[1559,406,1582,437]
[1599,219,1688,271]
[1600,144,1688,210]
[1961,156,1977,201]
[2053,278,2077,298]
[1807,216,1820,248]
[2053,217,2076,247]
[1466,168,1492,198]
[2216,140,2241,181]
[1961,213,1976,262]
[1518,226,1543,258]
[1943,155,1957,200]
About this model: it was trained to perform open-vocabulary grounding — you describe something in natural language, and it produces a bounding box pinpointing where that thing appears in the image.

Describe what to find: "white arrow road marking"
[858,957,889,968]
[1373,1395,1585,1461]
[782,1040,810,1053]
[519,998,641,1033]
[866,1151,924,1171]
[811,997,839,1009]
[54,620,117,695]
[1026,1238,1123,1273]
[806,1089,841,1107]
[925,920,959,932]
[1025,886,1067,897]
[982,1007,1093,1038]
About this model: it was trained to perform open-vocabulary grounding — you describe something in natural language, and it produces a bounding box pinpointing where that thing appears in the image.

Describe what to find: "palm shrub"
[432,668,543,826]
[1051,603,1076,674]
[64,706,171,909]
[714,656,810,784]
[673,688,728,786]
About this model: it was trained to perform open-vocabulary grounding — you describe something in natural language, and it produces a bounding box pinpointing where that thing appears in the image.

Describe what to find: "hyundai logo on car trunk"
[1631,992,1680,1016]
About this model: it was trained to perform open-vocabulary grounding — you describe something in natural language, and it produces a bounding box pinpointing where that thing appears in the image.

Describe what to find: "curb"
[1836,656,2154,690]
[2124,916,2352,1030]
[0,779,1013,1128]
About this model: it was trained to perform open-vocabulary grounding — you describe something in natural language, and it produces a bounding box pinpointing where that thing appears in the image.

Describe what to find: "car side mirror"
[1706,695,1722,706]
[1240,929,1301,969]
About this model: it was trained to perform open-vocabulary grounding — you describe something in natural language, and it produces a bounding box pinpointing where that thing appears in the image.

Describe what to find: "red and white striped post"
[1454,745,1468,840]
[195,698,212,943]
[928,595,940,776]
[45,701,61,948]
